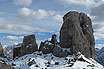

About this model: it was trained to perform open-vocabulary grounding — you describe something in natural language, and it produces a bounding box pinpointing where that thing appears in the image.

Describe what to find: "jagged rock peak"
[60,11,95,59]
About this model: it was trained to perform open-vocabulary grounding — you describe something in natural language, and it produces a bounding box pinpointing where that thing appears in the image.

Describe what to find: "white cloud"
[52,14,63,22]
[13,0,32,7]
[37,33,44,36]
[18,7,56,20]
[94,32,104,40]
[0,12,5,16]
[90,3,104,22]
[58,0,104,8]
[0,17,50,35]
[5,36,23,40]
[18,7,63,22]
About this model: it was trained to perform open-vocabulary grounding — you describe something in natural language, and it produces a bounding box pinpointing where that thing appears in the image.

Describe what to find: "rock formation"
[0,42,4,57]
[13,47,21,59]
[60,11,95,59]
[51,34,57,46]
[13,34,38,59]
[21,34,38,55]
[39,34,69,57]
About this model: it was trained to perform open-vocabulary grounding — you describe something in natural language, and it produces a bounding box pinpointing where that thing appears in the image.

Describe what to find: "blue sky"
[0,0,104,46]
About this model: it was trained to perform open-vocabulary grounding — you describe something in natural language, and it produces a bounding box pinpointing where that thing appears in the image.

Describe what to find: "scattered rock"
[55,62,59,65]
[28,59,36,66]
[60,11,95,59]
[11,63,16,66]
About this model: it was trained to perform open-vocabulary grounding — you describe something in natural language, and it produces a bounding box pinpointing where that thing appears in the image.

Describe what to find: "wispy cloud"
[58,0,104,8]
[13,0,32,7]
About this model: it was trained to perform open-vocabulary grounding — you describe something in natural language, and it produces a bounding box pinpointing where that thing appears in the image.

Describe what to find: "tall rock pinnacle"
[60,11,95,59]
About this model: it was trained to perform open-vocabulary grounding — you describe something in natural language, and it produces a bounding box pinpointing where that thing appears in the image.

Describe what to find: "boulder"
[60,50,69,57]
[52,46,62,57]
[0,42,4,57]
[28,59,36,66]
[60,11,95,59]
[42,41,54,54]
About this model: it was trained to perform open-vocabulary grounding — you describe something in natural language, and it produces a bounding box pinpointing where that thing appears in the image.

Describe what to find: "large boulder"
[60,11,95,59]
[41,41,54,54]
[52,46,62,57]
[21,34,38,56]
[39,34,58,54]
[0,42,4,57]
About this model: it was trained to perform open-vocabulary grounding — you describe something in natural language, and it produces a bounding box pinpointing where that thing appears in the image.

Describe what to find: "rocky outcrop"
[13,47,21,59]
[51,34,57,46]
[39,34,69,57]
[13,34,38,59]
[21,34,38,55]
[60,11,95,59]
[0,62,13,69]
[39,34,58,54]
[0,42,4,57]
[41,41,54,54]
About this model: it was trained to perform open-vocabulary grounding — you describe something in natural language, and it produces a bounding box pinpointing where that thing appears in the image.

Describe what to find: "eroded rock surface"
[13,34,38,59]
[60,11,95,59]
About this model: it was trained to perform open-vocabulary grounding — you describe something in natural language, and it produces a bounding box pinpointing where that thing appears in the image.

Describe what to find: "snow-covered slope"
[0,51,103,69]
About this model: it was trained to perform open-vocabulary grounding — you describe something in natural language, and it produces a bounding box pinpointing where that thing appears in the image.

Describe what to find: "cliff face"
[60,11,95,59]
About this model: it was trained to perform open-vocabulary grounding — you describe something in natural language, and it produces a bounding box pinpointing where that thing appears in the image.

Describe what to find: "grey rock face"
[60,50,69,57]
[0,62,13,69]
[20,34,38,56]
[39,42,44,51]
[39,34,58,54]
[13,47,21,59]
[51,34,57,46]
[13,34,38,59]
[0,42,4,57]
[42,41,54,54]
[60,11,95,59]
[52,46,62,57]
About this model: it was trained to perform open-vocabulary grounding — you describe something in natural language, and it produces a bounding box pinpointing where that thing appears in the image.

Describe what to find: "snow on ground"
[0,51,103,69]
